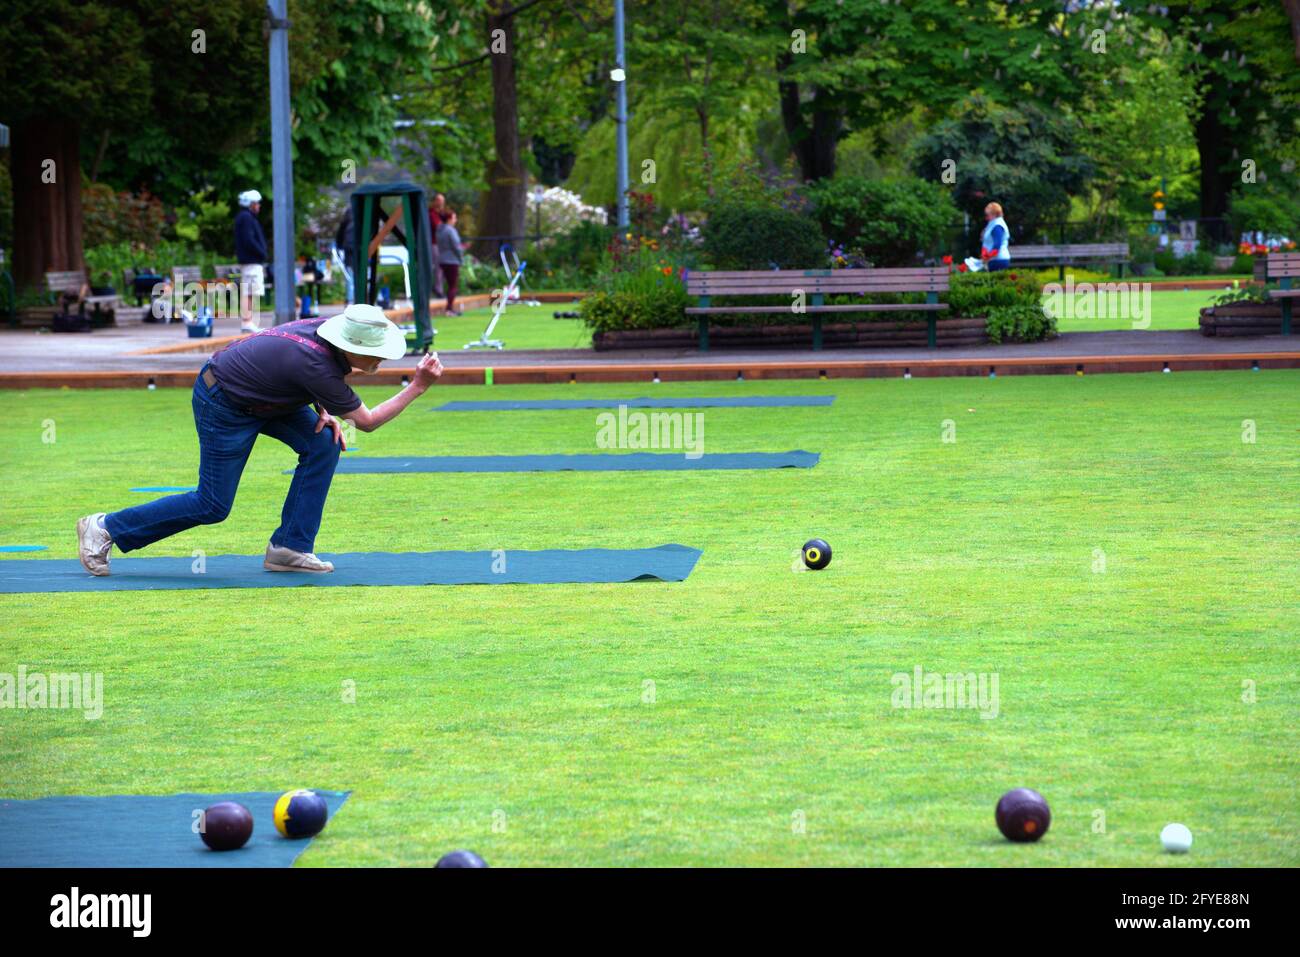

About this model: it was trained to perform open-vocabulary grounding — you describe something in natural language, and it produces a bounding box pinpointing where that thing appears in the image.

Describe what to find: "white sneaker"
[77,513,113,576]
[240,323,259,334]
[264,542,334,573]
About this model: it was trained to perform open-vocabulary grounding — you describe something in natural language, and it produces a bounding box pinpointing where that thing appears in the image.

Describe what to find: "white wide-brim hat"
[317,304,407,360]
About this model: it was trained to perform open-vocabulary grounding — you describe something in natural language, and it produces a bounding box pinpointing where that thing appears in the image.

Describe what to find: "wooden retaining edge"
[125,291,590,355]
[5,352,1299,390]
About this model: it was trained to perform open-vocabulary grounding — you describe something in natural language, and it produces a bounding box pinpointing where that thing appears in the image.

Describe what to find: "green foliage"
[1230,184,1300,238]
[579,267,690,332]
[911,95,1094,243]
[81,184,167,250]
[701,205,826,270]
[527,221,615,284]
[807,176,959,266]
[82,242,226,290]
[985,303,1056,344]
[1212,283,1276,306]
[946,270,1045,318]
[1154,250,1215,276]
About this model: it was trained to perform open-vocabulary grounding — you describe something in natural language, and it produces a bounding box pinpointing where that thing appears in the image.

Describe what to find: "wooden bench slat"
[689,275,945,285]
[691,268,946,277]
[686,303,950,314]
[688,283,947,294]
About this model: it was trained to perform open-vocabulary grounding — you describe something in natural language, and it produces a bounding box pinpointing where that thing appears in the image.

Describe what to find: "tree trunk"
[778,51,840,182]
[1194,106,1233,243]
[474,4,526,260]
[11,118,84,291]
[1284,0,1300,62]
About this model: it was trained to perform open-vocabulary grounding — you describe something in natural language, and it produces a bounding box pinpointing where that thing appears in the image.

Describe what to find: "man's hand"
[344,354,443,434]
[314,408,347,450]
[413,351,444,389]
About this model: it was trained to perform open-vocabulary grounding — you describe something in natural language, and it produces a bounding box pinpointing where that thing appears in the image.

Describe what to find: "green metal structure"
[350,183,436,351]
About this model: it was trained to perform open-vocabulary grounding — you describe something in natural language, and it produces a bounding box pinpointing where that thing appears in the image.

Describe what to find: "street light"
[532,184,545,250]
[613,0,629,229]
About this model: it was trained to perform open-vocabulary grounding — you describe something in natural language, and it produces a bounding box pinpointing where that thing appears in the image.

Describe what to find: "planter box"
[1199,302,1285,336]
[593,318,989,351]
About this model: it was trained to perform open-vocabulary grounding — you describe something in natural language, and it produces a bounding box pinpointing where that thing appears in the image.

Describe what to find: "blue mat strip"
[433,396,836,411]
[130,486,196,493]
[0,545,47,553]
[325,451,819,474]
[0,791,350,868]
[0,545,702,593]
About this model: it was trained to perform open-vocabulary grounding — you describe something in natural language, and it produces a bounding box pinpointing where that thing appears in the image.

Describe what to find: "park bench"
[685,268,949,351]
[1009,243,1130,280]
[44,270,119,326]
[213,263,242,281]
[170,264,203,289]
[1265,252,1299,335]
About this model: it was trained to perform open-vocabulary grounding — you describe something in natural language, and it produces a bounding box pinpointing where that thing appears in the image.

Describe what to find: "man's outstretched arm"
[345,352,444,433]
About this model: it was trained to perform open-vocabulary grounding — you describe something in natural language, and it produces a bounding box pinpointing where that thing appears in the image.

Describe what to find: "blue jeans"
[986,258,1011,272]
[104,365,341,554]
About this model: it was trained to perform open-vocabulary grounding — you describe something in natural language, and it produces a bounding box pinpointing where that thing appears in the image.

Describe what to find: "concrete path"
[2,314,1297,376]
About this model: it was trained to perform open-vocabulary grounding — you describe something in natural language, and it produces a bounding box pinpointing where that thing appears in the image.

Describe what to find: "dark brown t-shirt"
[209,318,363,417]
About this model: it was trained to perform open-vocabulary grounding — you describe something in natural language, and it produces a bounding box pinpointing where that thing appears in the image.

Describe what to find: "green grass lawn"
[1051,288,1223,333]
[2,371,1297,866]
[429,303,591,351]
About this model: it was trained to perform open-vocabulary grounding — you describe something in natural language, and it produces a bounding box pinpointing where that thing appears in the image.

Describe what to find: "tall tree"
[0,0,151,286]
[761,0,1109,183]
[1124,1,1300,233]
[0,0,437,290]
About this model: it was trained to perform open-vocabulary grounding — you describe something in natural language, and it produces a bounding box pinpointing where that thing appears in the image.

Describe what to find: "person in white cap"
[234,190,268,332]
[76,305,442,575]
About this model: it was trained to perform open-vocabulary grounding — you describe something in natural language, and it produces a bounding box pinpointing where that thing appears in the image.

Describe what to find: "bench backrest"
[45,270,88,294]
[686,268,948,297]
[212,263,242,280]
[1265,252,1300,278]
[171,265,203,283]
[1012,243,1128,261]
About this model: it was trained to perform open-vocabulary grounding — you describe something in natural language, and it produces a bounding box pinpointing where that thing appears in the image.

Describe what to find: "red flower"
[958,263,969,273]
[942,255,953,266]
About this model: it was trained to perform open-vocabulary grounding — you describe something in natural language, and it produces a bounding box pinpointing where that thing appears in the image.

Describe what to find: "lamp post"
[613,0,629,229]
[533,184,545,251]
[268,0,296,325]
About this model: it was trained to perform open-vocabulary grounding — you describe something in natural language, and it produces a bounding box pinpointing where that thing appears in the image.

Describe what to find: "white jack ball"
[1160,822,1193,854]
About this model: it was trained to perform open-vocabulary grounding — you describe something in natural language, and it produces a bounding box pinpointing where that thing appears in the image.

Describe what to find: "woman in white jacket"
[980,202,1012,272]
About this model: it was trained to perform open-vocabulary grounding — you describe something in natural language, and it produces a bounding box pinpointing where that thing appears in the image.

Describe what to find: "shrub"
[807,176,959,267]
[81,183,166,250]
[986,303,1056,343]
[1154,249,1215,276]
[83,241,222,290]
[701,205,826,271]
[947,270,1044,317]
[580,265,690,332]
[533,220,614,281]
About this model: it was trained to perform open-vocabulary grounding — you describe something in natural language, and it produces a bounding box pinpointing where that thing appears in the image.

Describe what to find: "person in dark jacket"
[428,192,447,296]
[437,210,465,316]
[234,189,269,332]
